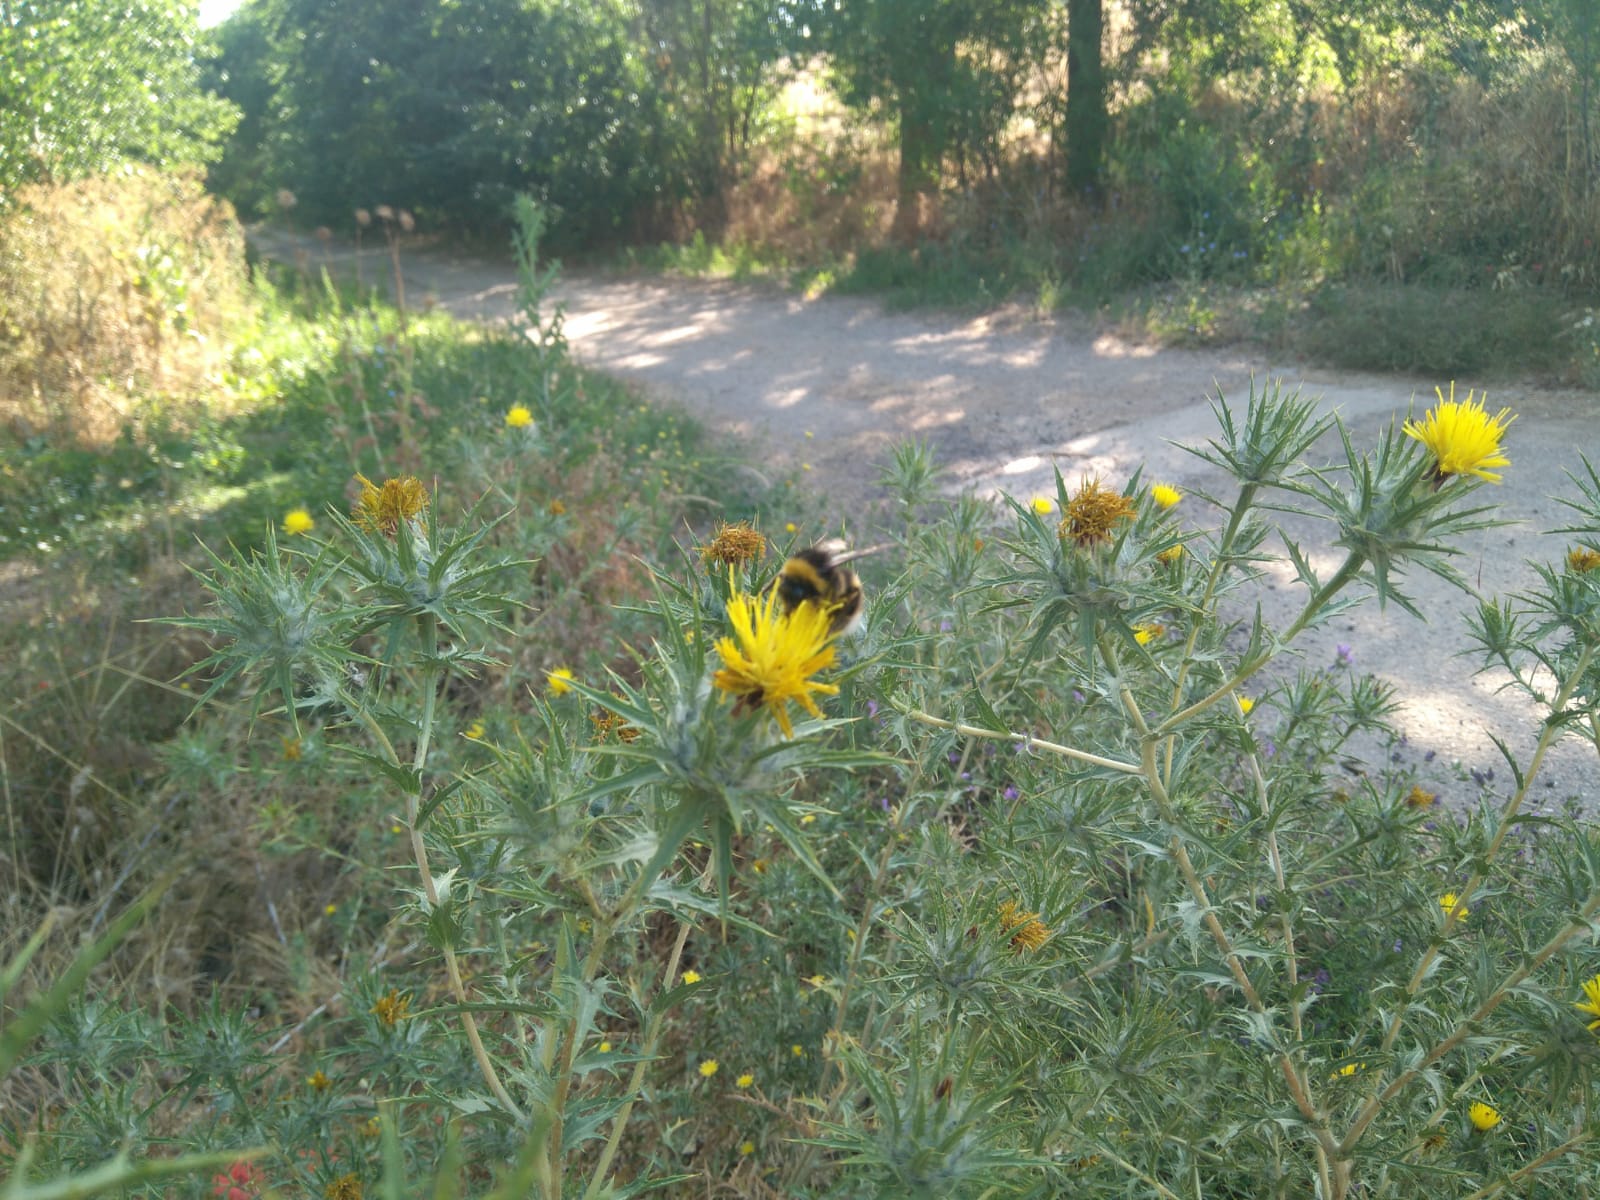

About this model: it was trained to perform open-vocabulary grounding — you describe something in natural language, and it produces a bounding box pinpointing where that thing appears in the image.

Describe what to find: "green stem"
[1153,554,1364,738]
[897,706,1141,775]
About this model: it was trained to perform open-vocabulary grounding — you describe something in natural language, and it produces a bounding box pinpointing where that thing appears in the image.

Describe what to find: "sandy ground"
[256,231,1600,805]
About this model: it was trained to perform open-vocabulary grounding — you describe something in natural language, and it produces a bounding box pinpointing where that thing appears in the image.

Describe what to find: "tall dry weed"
[0,170,249,445]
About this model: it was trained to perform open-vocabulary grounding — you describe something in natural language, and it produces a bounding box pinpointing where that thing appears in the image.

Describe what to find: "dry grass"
[0,170,249,445]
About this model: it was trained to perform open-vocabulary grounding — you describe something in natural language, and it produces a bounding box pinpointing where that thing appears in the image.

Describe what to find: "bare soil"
[258,230,1600,806]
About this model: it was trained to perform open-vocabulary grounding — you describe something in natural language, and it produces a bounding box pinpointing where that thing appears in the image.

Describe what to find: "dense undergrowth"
[6,173,1600,1200]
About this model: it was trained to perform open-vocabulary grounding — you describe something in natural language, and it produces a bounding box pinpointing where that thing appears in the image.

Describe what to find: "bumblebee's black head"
[776,547,835,609]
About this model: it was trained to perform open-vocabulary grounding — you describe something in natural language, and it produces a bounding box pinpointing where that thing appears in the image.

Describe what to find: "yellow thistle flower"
[1468,1102,1501,1132]
[998,899,1051,953]
[1155,544,1184,565]
[1031,496,1055,516]
[369,988,411,1027]
[282,507,315,536]
[546,667,575,696]
[1332,1062,1365,1079]
[598,1040,612,1053]
[791,1043,804,1057]
[281,735,303,762]
[740,1140,756,1155]
[698,1058,719,1078]
[1237,695,1255,715]
[1405,785,1437,808]
[307,1069,332,1091]
[1151,483,1183,510]
[700,520,767,567]
[505,404,534,428]
[712,584,839,738]
[1060,477,1137,546]
[464,720,486,740]
[737,1072,754,1088]
[1440,892,1469,924]
[1567,547,1600,574]
[681,969,702,985]
[325,1173,363,1200]
[352,473,428,535]
[1575,974,1600,1033]
[1134,622,1165,646]
[1402,384,1516,483]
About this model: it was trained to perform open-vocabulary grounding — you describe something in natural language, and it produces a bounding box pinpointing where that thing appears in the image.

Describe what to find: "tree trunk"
[891,105,940,244]
[1065,0,1106,199]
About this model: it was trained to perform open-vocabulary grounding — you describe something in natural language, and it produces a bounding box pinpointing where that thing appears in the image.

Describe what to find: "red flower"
[212,1160,264,1200]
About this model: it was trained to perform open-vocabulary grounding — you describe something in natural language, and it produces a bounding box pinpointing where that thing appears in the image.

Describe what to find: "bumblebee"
[774,539,886,636]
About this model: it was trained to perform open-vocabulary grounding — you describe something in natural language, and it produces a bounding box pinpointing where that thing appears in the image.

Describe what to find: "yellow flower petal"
[1402,384,1516,483]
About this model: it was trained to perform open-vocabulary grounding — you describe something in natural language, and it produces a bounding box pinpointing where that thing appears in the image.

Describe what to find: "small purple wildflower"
[866,699,879,719]
[1003,786,1020,801]
[1071,689,1085,704]
[1334,643,1354,668]
[939,620,953,633]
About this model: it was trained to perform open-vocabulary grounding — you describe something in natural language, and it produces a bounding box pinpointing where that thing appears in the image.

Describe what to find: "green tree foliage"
[0,0,237,197]
[211,0,733,243]
[795,0,1051,240]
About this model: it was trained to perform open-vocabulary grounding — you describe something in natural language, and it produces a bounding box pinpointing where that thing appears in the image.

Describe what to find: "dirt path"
[256,230,1599,804]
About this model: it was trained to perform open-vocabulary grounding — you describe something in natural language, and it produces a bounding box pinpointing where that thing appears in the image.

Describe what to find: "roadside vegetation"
[4,3,1600,1199]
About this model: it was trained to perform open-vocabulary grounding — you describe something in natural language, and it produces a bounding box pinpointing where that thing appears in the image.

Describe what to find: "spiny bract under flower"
[352,473,428,535]
[712,583,839,738]
[1576,974,1600,1033]
[1402,384,1516,483]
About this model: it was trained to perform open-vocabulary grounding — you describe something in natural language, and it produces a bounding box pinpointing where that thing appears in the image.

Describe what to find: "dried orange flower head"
[369,988,411,1027]
[701,520,767,567]
[1059,477,1137,546]
[1567,546,1600,574]
[352,473,428,536]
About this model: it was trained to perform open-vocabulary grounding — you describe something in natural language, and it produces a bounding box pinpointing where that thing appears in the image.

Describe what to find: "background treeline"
[204,0,1600,300]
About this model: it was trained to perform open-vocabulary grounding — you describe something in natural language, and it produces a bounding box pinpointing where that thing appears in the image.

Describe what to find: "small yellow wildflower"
[1402,384,1516,483]
[598,1040,612,1053]
[1060,477,1137,546]
[283,507,315,536]
[1468,1102,1501,1132]
[791,1043,804,1057]
[324,903,337,916]
[464,720,486,740]
[740,1140,756,1155]
[1030,496,1054,515]
[737,1072,754,1088]
[369,988,410,1027]
[807,974,827,987]
[281,735,303,762]
[548,498,566,516]
[505,404,534,428]
[700,520,766,567]
[1155,544,1184,565]
[351,473,428,535]
[681,969,702,985]
[698,1059,719,1078]
[1575,974,1600,1032]
[1134,622,1165,646]
[546,668,575,697]
[784,522,797,533]
[325,1173,363,1200]
[1440,892,1469,924]
[712,583,839,738]
[307,1069,331,1091]
[1237,696,1255,715]
[1151,483,1183,509]
[1568,546,1600,573]
[799,812,816,825]
[1405,785,1437,808]
[1335,1062,1363,1078]
[362,1116,380,1138]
